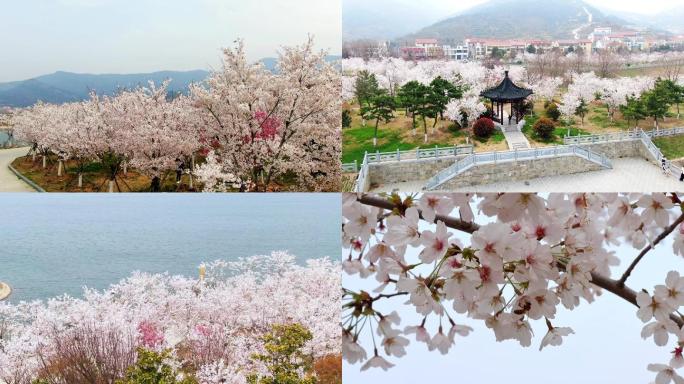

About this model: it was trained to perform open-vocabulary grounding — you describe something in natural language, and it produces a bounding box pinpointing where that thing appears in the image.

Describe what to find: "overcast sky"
[0,0,341,82]
[345,0,684,15]
[343,202,684,383]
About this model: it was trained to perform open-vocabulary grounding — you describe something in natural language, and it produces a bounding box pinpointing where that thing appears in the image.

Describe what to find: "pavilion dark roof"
[480,71,533,101]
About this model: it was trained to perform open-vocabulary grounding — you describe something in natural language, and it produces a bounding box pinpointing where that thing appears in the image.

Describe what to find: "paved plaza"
[370,157,684,193]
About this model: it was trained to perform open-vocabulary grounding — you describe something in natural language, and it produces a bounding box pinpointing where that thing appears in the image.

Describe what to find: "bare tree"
[661,55,684,82]
[595,49,621,78]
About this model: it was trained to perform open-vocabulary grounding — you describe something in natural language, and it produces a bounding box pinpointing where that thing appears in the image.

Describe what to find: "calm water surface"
[0,194,340,302]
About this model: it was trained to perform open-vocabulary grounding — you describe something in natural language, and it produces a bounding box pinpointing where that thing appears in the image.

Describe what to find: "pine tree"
[360,91,396,147]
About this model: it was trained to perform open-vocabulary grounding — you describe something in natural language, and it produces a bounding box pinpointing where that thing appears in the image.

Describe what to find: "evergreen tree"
[429,76,464,121]
[642,82,671,129]
[247,324,316,384]
[398,81,428,133]
[619,96,647,128]
[354,70,379,108]
[661,79,683,119]
[342,109,352,128]
[574,98,589,126]
[360,91,396,147]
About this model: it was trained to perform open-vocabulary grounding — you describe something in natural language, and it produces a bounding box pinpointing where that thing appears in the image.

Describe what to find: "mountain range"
[0,56,341,108]
[0,70,210,108]
[343,0,676,43]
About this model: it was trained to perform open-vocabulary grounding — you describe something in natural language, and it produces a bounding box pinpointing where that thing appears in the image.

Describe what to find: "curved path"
[0,282,11,301]
[0,147,34,192]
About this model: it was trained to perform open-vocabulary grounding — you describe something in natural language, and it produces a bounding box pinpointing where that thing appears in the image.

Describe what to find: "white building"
[443,44,469,61]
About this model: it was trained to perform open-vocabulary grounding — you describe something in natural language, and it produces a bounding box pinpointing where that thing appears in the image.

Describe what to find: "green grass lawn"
[342,125,467,164]
[342,104,510,165]
[653,135,684,159]
[521,114,589,145]
[473,130,505,145]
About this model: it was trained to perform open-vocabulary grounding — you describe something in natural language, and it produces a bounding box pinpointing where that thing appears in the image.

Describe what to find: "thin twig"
[356,194,480,234]
[618,212,684,286]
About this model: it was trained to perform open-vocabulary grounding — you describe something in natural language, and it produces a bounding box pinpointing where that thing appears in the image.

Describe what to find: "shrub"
[472,117,496,139]
[35,323,137,384]
[545,103,561,121]
[247,323,316,384]
[314,355,342,384]
[117,348,198,384]
[481,107,494,120]
[177,324,238,372]
[342,110,352,128]
[515,99,534,117]
[533,117,556,140]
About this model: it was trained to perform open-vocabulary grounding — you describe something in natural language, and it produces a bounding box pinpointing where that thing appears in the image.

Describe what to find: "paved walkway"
[0,147,35,192]
[503,130,530,150]
[370,157,684,193]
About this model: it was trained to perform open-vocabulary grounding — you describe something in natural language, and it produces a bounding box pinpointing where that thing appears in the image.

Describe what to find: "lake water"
[0,194,340,302]
[0,131,10,146]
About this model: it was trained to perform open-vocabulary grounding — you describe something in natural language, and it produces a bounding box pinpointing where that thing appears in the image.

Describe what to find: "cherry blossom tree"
[0,252,340,384]
[192,37,340,192]
[342,193,684,383]
[598,76,654,122]
[529,77,562,103]
[109,82,201,192]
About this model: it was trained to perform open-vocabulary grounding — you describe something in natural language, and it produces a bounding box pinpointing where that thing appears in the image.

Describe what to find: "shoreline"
[0,281,11,301]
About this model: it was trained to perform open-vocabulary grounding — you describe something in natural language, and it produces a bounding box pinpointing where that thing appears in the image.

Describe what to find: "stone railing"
[349,145,474,192]
[353,153,369,193]
[563,127,684,145]
[341,161,358,173]
[563,128,683,179]
[424,145,612,190]
[363,145,474,164]
[638,129,683,178]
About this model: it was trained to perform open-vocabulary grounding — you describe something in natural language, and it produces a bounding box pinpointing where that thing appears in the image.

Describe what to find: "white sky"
[362,0,684,15]
[343,201,684,383]
[0,0,341,82]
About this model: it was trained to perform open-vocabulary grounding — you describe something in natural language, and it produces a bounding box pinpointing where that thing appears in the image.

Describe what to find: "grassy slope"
[342,87,684,165]
[653,135,684,159]
[342,106,507,164]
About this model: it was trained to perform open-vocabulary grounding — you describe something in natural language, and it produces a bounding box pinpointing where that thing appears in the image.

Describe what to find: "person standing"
[175,158,184,184]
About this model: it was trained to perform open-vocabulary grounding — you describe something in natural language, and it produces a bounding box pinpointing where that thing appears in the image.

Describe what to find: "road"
[572,6,593,39]
[0,147,35,192]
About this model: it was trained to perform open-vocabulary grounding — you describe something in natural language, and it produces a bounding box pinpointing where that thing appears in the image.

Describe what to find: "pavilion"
[480,70,533,125]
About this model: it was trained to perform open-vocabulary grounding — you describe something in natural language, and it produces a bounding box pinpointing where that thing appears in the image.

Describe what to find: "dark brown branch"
[618,212,684,286]
[372,292,408,302]
[591,271,683,327]
[356,194,480,234]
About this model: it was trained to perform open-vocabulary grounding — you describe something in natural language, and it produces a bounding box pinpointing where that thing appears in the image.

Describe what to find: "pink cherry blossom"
[343,193,684,382]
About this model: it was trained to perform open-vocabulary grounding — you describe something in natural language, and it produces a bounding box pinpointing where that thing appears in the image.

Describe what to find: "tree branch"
[356,194,480,234]
[590,271,683,327]
[618,212,684,286]
[355,194,684,328]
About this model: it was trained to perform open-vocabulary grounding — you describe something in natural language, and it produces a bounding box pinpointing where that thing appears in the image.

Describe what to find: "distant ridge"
[0,70,210,108]
[0,55,341,108]
[399,0,630,44]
